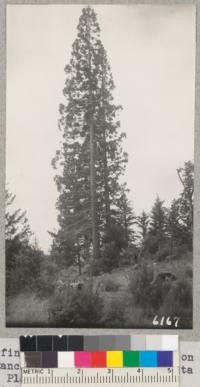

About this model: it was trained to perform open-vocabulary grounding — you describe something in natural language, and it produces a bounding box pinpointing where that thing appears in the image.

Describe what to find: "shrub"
[184,264,193,279]
[35,260,57,298]
[102,298,126,327]
[148,280,172,310]
[156,246,170,261]
[48,285,103,327]
[159,278,192,328]
[129,263,154,308]
[6,246,43,296]
[104,278,120,292]
[119,245,138,266]
[129,262,174,313]
[91,260,104,276]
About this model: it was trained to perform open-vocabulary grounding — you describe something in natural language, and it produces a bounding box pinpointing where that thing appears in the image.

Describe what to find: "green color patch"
[123,351,140,367]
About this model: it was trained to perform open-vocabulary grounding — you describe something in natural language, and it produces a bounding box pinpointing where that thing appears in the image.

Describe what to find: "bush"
[158,278,192,328]
[129,262,174,312]
[35,260,58,298]
[119,246,138,266]
[48,285,103,327]
[104,279,120,292]
[156,246,170,261]
[102,298,126,327]
[184,264,193,279]
[148,280,172,310]
[129,263,154,308]
[91,260,104,276]
[6,246,43,296]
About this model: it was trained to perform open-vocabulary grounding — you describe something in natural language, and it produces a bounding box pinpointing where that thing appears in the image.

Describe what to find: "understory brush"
[48,285,103,327]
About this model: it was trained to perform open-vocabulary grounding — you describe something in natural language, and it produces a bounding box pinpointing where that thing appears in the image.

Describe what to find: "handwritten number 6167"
[153,315,180,328]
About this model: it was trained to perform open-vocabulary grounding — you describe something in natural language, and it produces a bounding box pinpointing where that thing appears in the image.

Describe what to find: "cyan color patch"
[139,351,157,367]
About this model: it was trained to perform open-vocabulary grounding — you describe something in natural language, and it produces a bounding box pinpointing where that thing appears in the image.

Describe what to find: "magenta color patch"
[74,352,92,368]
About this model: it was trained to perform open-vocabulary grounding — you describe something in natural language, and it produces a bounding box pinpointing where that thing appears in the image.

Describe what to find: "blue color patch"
[139,351,157,367]
[157,351,173,367]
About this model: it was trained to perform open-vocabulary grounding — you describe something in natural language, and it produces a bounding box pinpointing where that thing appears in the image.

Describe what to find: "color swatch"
[20,350,178,368]
[20,335,178,352]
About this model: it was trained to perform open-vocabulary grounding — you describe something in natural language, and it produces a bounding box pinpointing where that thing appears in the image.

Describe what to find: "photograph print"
[6,4,195,328]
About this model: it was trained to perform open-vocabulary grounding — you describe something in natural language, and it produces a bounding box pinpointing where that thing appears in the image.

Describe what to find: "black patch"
[20,336,36,352]
[37,336,53,351]
[68,335,84,351]
[53,336,68,351]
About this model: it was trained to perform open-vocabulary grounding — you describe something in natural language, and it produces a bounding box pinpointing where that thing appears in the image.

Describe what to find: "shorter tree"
[166,199,184,254]
[137,211,149,240]
[176,161,194,249]
[5,188,31,269]
[149,196,167,257]
[115,185,135,246]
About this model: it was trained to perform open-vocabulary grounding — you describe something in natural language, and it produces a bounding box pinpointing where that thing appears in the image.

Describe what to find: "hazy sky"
[6,4,196,252]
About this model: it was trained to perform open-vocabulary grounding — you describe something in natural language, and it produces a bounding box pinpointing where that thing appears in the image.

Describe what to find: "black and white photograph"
[6,4,195,328]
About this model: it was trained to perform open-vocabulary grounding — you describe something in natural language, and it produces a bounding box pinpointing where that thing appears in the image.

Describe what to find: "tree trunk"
[124,215,128,246]
[77,252,82,276]
[101,73,111,231]
[87,15,99,262]
[89,120,99,260]
[102,118,111,229]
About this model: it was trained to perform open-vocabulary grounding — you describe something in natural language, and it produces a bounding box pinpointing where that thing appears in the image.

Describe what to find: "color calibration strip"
[20,335,178,352]
[20,350,179,368]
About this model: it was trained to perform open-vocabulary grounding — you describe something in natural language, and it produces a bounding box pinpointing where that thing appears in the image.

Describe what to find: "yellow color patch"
[106,351,123,368]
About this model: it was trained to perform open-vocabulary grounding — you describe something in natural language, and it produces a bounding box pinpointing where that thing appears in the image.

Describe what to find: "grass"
[6,293,49,327]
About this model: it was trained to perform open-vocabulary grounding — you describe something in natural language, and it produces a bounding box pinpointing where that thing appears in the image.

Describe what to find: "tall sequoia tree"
[52,6,128,264]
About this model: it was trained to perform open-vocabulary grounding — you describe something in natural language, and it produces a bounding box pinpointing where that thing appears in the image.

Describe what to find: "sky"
[6,4,196,252]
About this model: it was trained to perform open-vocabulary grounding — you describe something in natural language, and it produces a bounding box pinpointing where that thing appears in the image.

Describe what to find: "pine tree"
[149,196,167,238]
[5,187,31,266]
[137,211,149,240]
[176,161,194,245]
[149,196,167,257]
[52,6,128,264]
[115,184,135,246]
[166,199,182,254]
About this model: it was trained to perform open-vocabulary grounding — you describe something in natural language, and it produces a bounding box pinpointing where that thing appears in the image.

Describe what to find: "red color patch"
[91,352,106,367]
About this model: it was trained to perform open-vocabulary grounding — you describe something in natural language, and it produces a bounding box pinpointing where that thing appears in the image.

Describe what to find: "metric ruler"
[21,367,179,386]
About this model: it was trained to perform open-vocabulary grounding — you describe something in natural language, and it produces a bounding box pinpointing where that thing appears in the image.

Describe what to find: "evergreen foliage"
[137,211,149,240]
[5,188,31,269]
[52,6,129,265]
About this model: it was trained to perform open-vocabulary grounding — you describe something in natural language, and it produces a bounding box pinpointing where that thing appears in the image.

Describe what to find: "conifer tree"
[166,199,182,254]
[166,161,194,251]
[149,196,167,256]
[5,187,31,265]
[115,184,135,245]
[137,211,149,240]
[52,6,128,264]
[176,161,194,243]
